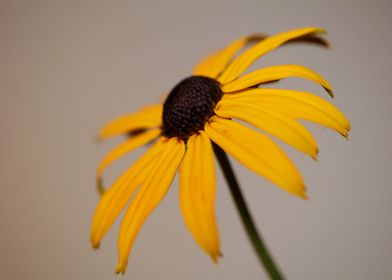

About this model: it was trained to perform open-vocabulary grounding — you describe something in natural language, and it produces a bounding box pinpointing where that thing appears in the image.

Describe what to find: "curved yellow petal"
[221,64,333,97]
[96,128,160,180]
[205,117,306,198]
[116,137,185,274]
[215,100,318,159]
[218,27,326,84]
[179,132,221,262]
[223,88,350,137]
[192,34,266,79]
[90,139,165,249]
[98,105,163,140]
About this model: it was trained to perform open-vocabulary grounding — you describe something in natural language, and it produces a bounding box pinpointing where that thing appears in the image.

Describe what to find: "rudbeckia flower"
[91,27,350,274]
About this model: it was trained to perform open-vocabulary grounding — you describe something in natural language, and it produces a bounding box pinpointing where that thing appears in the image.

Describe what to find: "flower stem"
[212,143,285,280]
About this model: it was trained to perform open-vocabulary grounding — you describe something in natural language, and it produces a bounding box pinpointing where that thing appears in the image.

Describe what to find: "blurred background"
[1,0,391,279]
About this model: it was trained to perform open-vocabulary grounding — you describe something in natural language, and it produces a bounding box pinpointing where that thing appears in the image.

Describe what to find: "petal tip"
[295,182,308,200]
[314,27,326,34]
[91,239,100,250]
[341,131,349,139]
[325,87,334,98]
[300,192,309,200]
[301,26,326,35]
[115,264,126,275]
[311,147,319,161]
[96,178,106,196]
[210,251,223,264]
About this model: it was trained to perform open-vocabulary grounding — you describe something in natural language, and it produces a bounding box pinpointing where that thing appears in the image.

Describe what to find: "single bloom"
[90,27,350,274]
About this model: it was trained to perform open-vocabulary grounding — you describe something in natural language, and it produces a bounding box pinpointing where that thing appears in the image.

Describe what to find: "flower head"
[91,27,350,274]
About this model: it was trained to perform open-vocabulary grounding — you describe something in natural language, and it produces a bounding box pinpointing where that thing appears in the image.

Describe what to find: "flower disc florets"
[162,76,223,140]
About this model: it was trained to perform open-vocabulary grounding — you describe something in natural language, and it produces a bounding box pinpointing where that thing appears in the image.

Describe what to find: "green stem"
[212,143,285,280]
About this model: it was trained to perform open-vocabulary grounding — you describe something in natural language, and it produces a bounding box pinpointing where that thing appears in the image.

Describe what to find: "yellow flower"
[90,27,350,274]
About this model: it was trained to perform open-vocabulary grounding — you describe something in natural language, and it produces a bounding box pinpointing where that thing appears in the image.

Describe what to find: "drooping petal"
[179,132,220,262]
[192,34,266,79]
[223,88,350,137]
[116,137,185,274]
[98,105,163,140]
[215,100,318,159]
[221,64,333,97]
[90,139,166,249]
[96,128,160,181]
[205,117,306,198]
[218,27,326,84]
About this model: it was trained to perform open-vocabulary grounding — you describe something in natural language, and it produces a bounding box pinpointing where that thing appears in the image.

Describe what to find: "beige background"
[1,0,391,279]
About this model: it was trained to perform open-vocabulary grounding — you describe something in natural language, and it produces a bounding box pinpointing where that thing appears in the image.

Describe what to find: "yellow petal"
[116,137,185,274]
[205,117,306,198]
[98,105,163,140]
[221,64,333,97]
[223,88,350,137]
[218,27,326,84]
[192,34,266,79]
[179,132,221,262]
[90,139,166,249]
[96,128,160,180]
[215,100,318,159]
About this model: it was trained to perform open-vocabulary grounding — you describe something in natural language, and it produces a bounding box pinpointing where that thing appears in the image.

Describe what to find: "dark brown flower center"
[162,76,223,140]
